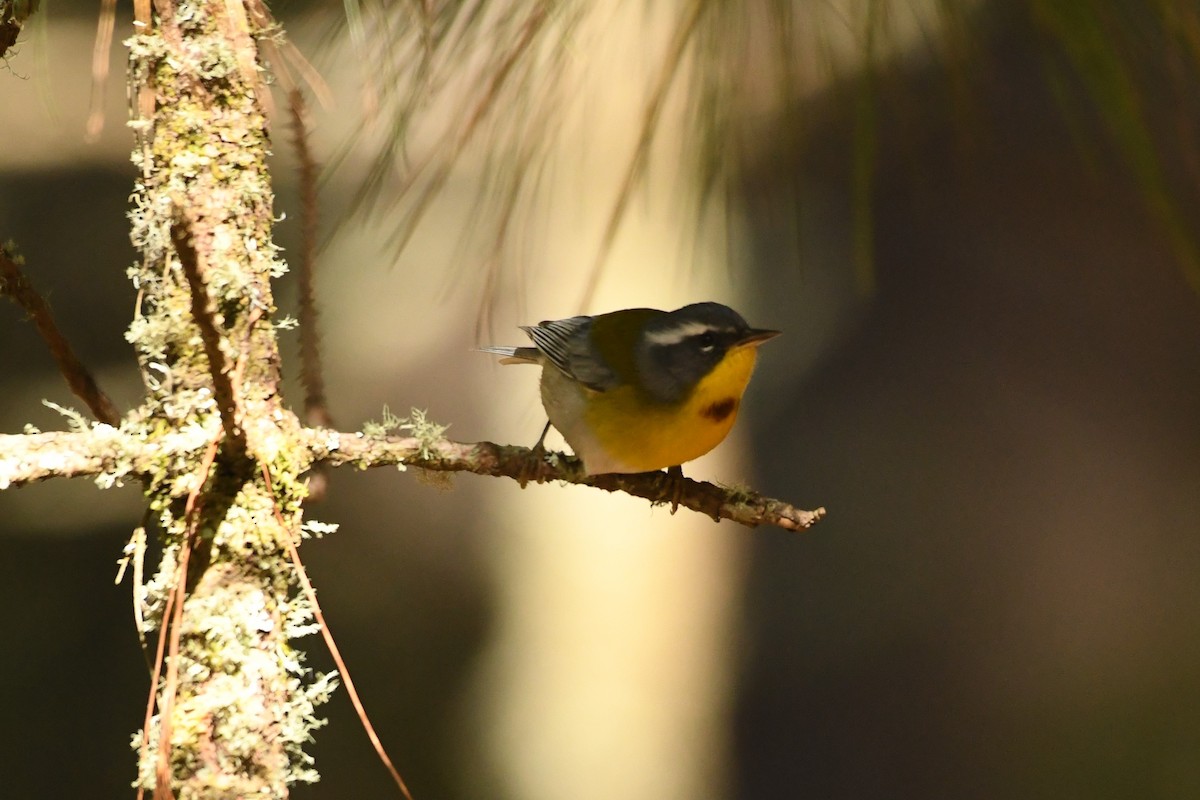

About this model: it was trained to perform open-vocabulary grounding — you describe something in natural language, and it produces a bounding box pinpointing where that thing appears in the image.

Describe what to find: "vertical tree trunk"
[127,2,328,796]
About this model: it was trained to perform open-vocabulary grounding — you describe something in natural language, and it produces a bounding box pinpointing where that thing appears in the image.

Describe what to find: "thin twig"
[170,220,245,451]
[0,247,121,425]
[288,89,333,431]
[136,554,172,800]
[152,0,183,48]
[288,88,333,501]
[213,0,267,117]
[130,522,154,673]
[261,462,417,800]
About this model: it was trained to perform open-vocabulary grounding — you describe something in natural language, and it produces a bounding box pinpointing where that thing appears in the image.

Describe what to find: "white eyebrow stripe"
[644,321,721,346]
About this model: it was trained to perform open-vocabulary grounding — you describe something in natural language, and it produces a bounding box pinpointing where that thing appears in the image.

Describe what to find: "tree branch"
[0,428,206,489]
[0,427,825,531]
[0,429,123,488]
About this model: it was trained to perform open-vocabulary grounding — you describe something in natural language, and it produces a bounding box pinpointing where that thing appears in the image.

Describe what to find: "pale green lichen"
[40,399,90,432]
[361,404,407,438]
[716,480,755,505]
[405,407,450,457]
[363,405,449,461]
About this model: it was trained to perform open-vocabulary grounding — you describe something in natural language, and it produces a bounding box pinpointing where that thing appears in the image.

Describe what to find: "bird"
[481,301,779,478]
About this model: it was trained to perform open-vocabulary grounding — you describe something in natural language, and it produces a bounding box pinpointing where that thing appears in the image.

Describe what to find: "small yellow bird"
[482,302,779,476]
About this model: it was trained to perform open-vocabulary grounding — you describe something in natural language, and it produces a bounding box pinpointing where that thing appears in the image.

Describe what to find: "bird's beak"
[735,328,781,348]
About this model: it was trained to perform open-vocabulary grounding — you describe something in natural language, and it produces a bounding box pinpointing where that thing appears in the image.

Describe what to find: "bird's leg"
[663,464,686,514]
[532,420,551,453]
[519,420,552,488]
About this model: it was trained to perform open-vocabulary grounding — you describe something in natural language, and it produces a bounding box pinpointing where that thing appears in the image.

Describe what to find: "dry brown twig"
[287,89,333,431]
[0,246,121,426]
[287,88,334,502]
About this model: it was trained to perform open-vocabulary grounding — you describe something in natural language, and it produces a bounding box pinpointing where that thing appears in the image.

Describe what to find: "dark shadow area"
[738,8,1200,799]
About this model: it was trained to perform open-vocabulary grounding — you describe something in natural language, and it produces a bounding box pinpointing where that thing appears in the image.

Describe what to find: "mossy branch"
[0,429,130,489]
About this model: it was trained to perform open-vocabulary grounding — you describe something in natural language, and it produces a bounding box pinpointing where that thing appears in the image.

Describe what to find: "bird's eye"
[697,332,716,350]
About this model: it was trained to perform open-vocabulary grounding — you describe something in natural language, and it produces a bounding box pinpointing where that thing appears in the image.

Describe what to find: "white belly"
[539,366,640,475]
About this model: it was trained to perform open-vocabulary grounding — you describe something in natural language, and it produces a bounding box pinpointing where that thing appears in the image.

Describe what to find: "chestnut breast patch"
[701,397,737,423]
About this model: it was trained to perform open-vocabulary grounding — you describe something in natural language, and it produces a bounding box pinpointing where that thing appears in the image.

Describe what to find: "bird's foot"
[662,464,686,514]
[518,422,552,488]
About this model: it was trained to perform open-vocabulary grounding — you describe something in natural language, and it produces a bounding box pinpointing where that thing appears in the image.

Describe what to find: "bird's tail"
[476,346,541,365]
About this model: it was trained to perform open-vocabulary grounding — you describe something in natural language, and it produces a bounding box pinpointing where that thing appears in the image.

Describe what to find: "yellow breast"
[579,345,760,474]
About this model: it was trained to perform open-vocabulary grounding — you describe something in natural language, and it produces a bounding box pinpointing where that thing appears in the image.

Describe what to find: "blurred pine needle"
[319,0,1200,310]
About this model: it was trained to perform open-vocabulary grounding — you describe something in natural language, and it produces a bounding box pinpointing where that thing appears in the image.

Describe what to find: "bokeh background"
[2,2,1199,798]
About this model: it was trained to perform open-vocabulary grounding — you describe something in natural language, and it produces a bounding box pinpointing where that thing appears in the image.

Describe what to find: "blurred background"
[2,1,1199,798]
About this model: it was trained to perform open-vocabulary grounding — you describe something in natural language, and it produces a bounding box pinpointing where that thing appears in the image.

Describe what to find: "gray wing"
[522,316,619,391]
